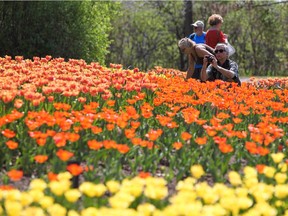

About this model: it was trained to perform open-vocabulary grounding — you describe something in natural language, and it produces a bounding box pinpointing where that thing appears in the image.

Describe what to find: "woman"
[205,14,226,49]
[178,37,214,80]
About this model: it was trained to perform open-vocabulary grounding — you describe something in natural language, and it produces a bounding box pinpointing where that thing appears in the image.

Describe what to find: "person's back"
[205,14,226,49]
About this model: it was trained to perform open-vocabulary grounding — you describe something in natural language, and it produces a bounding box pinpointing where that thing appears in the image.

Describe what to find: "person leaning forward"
[200,43,241,86]
[178,37,214,80]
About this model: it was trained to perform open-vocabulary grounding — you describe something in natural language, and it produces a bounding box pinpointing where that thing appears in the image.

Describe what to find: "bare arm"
[195,45,214,58]
[200,57,209,81]
[186,54,195,79]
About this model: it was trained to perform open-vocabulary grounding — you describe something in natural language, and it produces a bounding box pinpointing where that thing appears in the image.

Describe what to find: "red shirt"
[205,29,226,48]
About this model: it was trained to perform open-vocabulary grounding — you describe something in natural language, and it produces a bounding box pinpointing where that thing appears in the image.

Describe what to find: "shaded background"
[0,1,287,76]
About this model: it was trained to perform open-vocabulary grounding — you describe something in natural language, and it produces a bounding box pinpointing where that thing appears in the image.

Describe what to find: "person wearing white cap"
[188,20,206,80]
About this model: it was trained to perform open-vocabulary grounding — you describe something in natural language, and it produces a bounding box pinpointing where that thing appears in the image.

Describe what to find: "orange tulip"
[56,149,74,161]
[91,126,103,134]
[34,155,48,163]
[1,129,16,138]
[67,163,83,176]
[195,137,207,145]
[48,172,58,181]
[87,140,103,150]
[256,164,265,174]
[173,142,183,150]
[219,143,233,153]
[106,124,115,131]
[116,144,130,154]
[139,171,151,178]
[14,99,24,109]
[5,140,18,150]
[181,132,192,141]
[7,169,23,181]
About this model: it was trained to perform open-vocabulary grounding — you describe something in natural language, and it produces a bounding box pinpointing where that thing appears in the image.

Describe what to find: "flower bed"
[0,56,287,215]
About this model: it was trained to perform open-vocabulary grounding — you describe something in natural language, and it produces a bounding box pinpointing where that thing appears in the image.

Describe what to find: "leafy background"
[0,1,287,76]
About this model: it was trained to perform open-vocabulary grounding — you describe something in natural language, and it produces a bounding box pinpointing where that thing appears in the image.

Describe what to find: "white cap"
[191,20,204,28]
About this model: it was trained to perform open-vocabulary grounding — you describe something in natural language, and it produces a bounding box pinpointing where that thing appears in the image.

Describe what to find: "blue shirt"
[188,32,206,68]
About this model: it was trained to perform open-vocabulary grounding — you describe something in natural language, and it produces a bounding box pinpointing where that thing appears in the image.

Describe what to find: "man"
[188,20,206,80]
[200,43,241,86]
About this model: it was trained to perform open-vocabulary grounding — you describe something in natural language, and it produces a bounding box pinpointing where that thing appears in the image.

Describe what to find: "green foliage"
[107,1,184,70]
[0,1,119,64]
[223,1,288,76]
[107,0,288,76]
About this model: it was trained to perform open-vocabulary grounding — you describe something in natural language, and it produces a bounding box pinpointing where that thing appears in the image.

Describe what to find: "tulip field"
[0,56,287,216]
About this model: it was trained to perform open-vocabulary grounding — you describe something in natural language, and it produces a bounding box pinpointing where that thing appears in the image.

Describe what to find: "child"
[205,14,226,49]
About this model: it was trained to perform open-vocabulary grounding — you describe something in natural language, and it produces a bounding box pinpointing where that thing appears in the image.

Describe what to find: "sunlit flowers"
[79,182,106,197]
[190,165,205,179]
[7,169,23,181]
[271,153,285,164]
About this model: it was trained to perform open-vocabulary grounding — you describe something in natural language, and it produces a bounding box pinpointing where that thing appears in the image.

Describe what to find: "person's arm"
[200,57,209,81]
[210,59,237,79]
[186,53,195,79]
[219,31,226,43]
[195,45,214,57]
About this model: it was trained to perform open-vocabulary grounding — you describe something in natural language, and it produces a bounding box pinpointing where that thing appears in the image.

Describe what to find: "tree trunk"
[184,0,193,37]
[180,0,193,71]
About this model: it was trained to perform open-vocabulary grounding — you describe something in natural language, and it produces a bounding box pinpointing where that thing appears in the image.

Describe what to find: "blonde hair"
[208,14,223,26]
[178,38,195,49]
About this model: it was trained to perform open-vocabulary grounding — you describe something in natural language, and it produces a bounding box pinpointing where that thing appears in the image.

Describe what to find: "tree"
[0,1,119,63]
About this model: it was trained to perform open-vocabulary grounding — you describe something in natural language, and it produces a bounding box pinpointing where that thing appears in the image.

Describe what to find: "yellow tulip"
[274,172,287,184]
[271,153,285,164]
[274,184,288,199]
[38,196,54,209]
[278,163,287,172]
[235,187,249,197]
[228,171,242,186]
[238,197,253,210]
[81,207,99,216]
[49,180,71,196]
[5,189,21,201]
[20,192,33,206]
[79,182,106,197]
[57,172,72,181]
[202,204,227,216]
[29,179,47,191]
[4,200,22,216]
[169,190,197,204]
[263,166,276,178]
[190,164,205,179]
[64,189,82,203]
[137,203,156,216]
[68,210,80,216]
[106,180,120,194]
[176,177,196,191]
[28,189,45,203]
[254,202,277,216]
[243,166,257,179]
[47,203,67,216]
[144,185,168,200]
[109,192,135,209]
[21,207,45,216]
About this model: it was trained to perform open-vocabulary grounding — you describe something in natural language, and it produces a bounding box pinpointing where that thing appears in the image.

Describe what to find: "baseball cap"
[191,20,204,28]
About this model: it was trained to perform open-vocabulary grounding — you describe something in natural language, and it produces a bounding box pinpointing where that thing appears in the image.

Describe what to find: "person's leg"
[192,68,202,80]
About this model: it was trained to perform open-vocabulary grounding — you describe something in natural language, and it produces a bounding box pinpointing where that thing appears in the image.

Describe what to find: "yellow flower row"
[0,154,287,216]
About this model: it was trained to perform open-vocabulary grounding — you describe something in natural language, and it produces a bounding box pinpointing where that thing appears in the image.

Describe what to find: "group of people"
[178,14,241,86]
